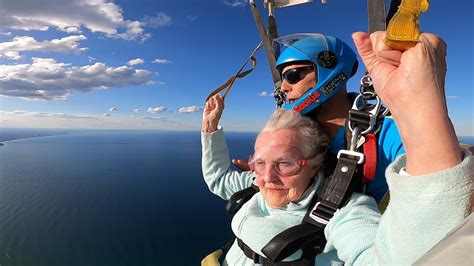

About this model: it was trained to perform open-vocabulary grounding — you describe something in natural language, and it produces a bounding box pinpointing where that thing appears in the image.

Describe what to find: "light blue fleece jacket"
[202,128,473,265]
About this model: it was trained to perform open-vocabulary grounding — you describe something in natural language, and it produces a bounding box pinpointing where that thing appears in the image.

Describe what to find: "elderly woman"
[202,98,339,264]
[201,30,472,265]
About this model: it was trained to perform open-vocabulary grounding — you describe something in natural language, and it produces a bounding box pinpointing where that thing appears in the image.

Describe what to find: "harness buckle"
[309,202,339,225]
[273,87,286,108]
[337,150,365,164]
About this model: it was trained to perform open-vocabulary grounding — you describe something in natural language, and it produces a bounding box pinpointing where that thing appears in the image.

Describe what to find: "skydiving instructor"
[233,32,406,205]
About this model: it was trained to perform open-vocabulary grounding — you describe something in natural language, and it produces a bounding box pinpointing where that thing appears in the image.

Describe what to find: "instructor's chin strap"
[385,0,430,50]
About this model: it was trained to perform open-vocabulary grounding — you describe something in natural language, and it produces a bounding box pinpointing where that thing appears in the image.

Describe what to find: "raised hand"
[352,31,447,115]
[232,159,250,171]
[352,31,461,175]
[202,94,225,133]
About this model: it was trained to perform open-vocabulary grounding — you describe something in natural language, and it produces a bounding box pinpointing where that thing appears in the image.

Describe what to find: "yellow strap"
[205,42,262,102]
[385,0,430,51]
[201,249,223,266]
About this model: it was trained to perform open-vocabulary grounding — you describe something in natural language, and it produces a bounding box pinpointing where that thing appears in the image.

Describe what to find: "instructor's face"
[280,63,317,103]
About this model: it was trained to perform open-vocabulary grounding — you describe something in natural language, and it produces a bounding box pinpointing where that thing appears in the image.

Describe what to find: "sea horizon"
[1,127,473,145]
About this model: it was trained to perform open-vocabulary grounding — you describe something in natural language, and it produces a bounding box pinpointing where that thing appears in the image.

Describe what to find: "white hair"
[260,109,329,166]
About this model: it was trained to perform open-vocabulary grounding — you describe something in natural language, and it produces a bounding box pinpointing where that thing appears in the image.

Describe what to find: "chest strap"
[237,238,316,266]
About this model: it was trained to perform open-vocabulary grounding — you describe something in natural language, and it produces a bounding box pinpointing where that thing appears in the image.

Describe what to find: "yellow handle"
[385,0,430,51]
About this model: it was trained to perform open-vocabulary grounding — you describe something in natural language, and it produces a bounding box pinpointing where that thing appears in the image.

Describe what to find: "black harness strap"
[237,238,316,265]
[386,0,402,26]
[311,154,363,222]
[261,223,325,263]
[226,184,259,214]
[261,153,363,263]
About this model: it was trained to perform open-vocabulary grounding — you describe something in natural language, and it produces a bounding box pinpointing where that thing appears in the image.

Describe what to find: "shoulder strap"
[261,151,364,263]
[226,184,259,214]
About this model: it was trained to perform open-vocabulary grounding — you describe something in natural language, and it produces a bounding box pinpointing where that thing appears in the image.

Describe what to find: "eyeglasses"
[248,155,308,177]
[281,66,314,85]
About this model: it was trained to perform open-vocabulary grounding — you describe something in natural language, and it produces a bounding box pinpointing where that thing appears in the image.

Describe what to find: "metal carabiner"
[350,126,361,151]
[273,88,286,108]
[348,94,382,135]
[359,74,376,98]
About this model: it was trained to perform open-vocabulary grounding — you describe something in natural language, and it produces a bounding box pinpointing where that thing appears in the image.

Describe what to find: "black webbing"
[314,154,362,217]
[238,237,316,265]
[249,2,281,89]
[261,223,325,264]
[386,0,402,26]
[260,153,363,264]
[226,184,259,214]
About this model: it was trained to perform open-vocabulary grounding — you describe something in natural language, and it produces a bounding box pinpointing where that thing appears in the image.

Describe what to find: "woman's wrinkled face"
[253,129,318,209]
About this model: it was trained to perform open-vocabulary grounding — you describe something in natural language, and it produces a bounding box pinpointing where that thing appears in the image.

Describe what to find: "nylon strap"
[238,237,316,265]
[386,0,402,25]
[205,42,262,102]
[261,154,362,263]
[226,184,259,214]
[316,154,362,210]
[367,0,387,33]
[385,0,430,50]
[363,133,377,183]
[249,1,282,90]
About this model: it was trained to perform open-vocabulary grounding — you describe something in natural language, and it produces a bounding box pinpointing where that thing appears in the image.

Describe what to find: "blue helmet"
[274,33,358,114]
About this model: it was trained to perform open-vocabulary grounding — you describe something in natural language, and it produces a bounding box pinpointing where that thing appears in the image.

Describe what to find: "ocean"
[0,130,257,266]
[0,130,472,266]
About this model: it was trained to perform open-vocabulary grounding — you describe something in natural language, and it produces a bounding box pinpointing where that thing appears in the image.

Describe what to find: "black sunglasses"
[281,66,314,84]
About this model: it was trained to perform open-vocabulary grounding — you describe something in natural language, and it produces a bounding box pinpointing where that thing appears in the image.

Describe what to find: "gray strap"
[367,0,387,33]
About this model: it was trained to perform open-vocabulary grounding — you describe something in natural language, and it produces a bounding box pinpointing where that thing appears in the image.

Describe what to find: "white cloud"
[133,108,144,112]
[187,15,198,22]
[224,0,247,7]
[0,0,149,41]
[1,110,96,119]
[447,96,458,100]
[152,58,172,64]
[131,115,167,121]
[143,12,172,28]
[109,107,118,112]
[0,58,152,100]
[127,58,144,66]
[259,91,273,97]
[0,110,186,130]
[179,106,203,114]
[0,35,87,60]
[147,107,167,113]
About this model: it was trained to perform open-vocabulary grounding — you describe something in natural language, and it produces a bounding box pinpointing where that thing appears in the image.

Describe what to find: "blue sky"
[0,0,472,135]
